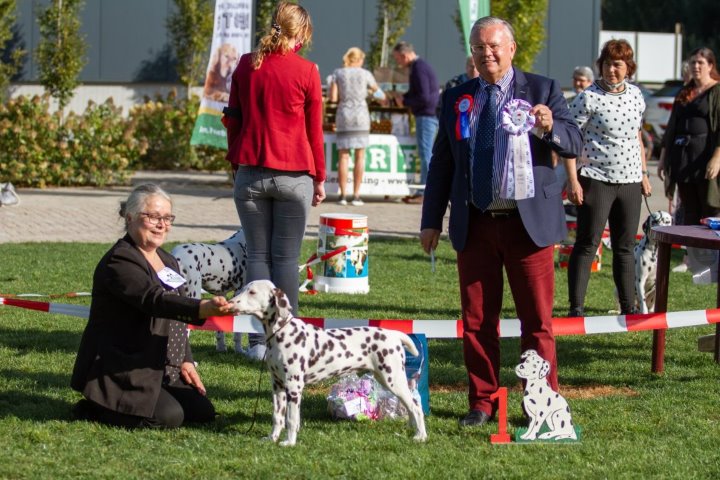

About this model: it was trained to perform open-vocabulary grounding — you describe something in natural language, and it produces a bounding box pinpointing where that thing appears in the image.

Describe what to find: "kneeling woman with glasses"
[71,183,238,428]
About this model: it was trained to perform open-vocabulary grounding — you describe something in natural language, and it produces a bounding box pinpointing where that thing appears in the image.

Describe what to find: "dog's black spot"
[547,397,551,407]
[371,344,378,351]
[345,351,353,358]
[529,399,536,405]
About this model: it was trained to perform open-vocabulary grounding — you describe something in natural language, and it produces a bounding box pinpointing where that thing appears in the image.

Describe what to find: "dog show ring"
[314,213,369,294]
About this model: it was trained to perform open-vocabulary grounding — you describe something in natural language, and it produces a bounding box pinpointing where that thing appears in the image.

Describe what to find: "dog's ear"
[273,287,292,320]
[643,215,652,234]
[521,349,537,360]
[539,358,551,379]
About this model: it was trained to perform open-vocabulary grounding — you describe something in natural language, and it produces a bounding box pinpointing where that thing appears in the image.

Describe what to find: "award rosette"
[454,94,473,140]
[500,99,536,200]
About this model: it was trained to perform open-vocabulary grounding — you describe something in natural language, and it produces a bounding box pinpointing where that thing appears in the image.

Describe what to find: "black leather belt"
[482,209,519,218]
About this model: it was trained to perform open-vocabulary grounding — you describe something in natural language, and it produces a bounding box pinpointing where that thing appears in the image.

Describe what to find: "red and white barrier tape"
[2,296,718,338]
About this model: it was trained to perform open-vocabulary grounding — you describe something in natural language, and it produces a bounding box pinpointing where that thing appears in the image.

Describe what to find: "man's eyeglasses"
[470,42,509,54]
[140,212,176,226]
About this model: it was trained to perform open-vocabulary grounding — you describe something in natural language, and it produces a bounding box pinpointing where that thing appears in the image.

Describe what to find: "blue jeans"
[233,167,312,345]
[414,115,439,193]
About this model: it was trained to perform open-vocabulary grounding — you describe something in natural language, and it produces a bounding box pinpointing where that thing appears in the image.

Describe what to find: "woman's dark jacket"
[71,235,204,418]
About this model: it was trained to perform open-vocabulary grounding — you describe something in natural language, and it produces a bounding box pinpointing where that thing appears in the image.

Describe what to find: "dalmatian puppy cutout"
[230,280,427,447]
[516,350,577,441]
[171,230,247,353]
[634,210,673,314]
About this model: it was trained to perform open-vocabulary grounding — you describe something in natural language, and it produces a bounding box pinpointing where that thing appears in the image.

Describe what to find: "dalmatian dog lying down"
[515,349,576,441]
[230,280,427,446]
[171,230,249,354]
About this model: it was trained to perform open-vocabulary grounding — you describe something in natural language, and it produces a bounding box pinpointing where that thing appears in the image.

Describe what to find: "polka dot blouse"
[569,81,646,184]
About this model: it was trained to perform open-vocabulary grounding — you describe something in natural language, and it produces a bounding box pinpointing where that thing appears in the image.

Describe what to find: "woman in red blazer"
[224,2,325,359]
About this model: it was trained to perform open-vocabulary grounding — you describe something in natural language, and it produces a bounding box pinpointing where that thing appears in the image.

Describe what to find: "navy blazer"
[421,68,583,251]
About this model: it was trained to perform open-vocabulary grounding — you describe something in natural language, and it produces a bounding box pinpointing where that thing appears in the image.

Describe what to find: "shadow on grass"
[0,327,80,354]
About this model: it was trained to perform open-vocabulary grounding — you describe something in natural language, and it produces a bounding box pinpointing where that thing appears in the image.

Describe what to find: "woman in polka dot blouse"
[563,39,652,317]
[71,184,238,428]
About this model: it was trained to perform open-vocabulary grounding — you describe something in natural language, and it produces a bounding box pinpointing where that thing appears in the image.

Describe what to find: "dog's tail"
[397,332,419,357]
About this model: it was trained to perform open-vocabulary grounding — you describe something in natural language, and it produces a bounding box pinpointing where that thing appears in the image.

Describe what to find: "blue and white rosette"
[500,99,536,200]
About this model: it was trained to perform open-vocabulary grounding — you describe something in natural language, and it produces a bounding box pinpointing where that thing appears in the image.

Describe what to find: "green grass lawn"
[0,240,718,479]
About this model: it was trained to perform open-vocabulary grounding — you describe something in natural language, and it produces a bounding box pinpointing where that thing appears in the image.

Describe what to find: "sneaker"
[351,198,364,206]
[245,344,267,361]
[337,198,348,206]
[567,307,584,317]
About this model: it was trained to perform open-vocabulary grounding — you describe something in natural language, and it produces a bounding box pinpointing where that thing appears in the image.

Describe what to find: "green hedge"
[0,91,229,188]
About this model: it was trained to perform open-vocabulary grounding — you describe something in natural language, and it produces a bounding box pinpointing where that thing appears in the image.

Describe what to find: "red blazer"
[225,52,326,182]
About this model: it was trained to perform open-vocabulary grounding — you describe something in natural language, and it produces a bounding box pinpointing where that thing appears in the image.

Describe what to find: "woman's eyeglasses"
[140,212,176,226]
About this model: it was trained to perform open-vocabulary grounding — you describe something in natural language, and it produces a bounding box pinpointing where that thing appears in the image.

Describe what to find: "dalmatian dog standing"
[230,280,427,447]
[171,230,247,353]
[515,350,576,441]
[634,210,673,314]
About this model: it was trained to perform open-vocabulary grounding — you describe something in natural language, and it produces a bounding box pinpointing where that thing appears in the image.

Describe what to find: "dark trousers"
[78,382,215,429]
[677,182,719,226]
[457,209,558,416]
[568,176,641,313]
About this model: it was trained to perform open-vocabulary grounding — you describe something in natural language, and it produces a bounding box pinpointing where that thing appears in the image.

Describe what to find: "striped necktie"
[472,84,498,211]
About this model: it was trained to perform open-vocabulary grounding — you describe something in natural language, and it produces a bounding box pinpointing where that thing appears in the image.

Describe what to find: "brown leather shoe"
[402,195,424,204]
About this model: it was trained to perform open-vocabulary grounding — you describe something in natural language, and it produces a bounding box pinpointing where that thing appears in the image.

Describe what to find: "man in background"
[392,41,440,204]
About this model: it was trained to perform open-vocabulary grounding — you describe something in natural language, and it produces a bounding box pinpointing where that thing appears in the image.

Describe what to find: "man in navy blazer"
[420,16,582,427]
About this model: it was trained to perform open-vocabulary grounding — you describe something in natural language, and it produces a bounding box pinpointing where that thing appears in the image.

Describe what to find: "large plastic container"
[315,213,369,294]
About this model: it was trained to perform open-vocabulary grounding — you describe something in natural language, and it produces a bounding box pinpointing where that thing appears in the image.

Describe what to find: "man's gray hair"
[470,16,515,42]
[393,41,414,55]
[573,65,594,81]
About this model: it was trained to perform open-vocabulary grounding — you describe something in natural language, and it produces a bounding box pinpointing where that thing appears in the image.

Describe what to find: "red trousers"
[457,210,558,416]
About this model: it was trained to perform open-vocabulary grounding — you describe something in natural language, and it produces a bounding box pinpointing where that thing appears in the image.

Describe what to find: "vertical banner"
[190,0,253,149]
[457,0,490,55]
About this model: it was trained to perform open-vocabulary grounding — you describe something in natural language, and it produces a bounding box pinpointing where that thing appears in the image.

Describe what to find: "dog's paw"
[537,431,556,440]
[520,432,537,441]
[279,439,296,447]
[261,435,277,443]
[413,432,428,442]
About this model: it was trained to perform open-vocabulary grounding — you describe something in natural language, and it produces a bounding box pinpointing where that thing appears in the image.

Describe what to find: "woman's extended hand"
[199,296,238,319]
[641,174,653,197]
[312,180,326,206]
[180,361,206,395]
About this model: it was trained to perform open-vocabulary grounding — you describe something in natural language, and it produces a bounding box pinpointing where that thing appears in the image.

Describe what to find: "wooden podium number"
[489,387,511,444]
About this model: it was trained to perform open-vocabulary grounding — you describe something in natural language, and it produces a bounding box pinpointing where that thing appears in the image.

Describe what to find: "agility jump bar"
[2,296,719,339]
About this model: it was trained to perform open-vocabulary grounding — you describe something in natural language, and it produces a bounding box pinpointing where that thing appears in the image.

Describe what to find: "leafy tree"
[167,0,213,99]
[491,0,548,72]
[35,0,87,113]
[0,0,24,102]
[367,0,415,70]
[255,0,278,45]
